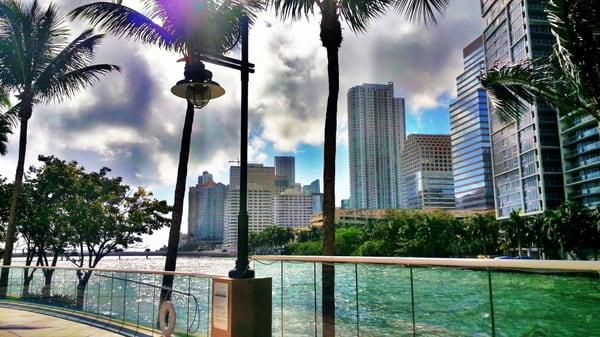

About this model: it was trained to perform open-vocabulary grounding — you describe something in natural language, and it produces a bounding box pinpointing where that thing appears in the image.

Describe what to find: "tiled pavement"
[0,308,122,337]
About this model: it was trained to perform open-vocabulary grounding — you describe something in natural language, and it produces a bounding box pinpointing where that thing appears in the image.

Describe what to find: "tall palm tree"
[268,0,448,335]
[69,0,262,302]
[0,0,119,296]
[481,0,599,123]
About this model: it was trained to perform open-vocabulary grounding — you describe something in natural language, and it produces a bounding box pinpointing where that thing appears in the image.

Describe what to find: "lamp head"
[171,62,225,109]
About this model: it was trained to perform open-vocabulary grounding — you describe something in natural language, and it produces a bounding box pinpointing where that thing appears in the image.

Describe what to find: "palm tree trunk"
[321,15,342,336]
[0,112,30,298]
[160,101,195,304]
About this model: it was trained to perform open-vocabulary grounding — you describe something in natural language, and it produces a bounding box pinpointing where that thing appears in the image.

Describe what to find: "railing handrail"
[0,264,221,279]
[252,255,600,272]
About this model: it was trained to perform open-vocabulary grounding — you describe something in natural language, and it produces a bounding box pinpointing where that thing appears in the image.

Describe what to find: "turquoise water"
[7,257,600,337]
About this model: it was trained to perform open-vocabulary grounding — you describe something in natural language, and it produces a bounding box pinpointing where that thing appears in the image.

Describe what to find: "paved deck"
[0,308,122,337]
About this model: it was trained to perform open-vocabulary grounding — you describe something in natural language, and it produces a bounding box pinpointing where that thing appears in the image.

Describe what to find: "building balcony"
[570,186,600,199]
[566,170,600,185]
[562,127,599,146]
[565,140,600,159]
[560,115,596,134]
[564,155,600,172]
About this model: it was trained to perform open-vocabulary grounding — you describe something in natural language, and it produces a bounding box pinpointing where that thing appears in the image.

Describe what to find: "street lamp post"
[170,16,255,279]
[170,16,271,336]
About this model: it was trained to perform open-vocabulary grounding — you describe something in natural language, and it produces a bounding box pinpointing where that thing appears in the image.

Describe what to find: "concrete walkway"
[0,308,122,337]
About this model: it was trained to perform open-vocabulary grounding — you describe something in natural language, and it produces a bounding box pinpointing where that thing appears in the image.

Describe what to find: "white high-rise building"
[223,185,274,248]
[347,82,406,209]
[274,189,315,228]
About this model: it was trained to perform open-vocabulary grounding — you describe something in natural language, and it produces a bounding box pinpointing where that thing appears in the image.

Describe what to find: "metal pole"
[410,266,416,337]
[355,264,360,337]
[229,15,254,279]
[488,269,496,337]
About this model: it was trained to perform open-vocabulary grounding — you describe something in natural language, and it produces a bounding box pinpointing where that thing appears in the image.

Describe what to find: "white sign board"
[213,282,229,331]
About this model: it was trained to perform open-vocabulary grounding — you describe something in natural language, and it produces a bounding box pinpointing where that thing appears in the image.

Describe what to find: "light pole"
[170,16,255,280]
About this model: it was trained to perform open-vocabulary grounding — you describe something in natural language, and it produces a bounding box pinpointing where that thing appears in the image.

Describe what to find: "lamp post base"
[228,266,255,279]
[211,277,272,337]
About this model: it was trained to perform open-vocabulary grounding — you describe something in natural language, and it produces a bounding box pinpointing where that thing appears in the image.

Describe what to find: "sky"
[0,0,484,249]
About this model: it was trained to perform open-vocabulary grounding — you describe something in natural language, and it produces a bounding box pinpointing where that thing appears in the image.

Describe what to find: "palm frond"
[33,30,111,100]
[481,60,558,123]
[270,0,317,21]
[2,102,21,126]
[0,88,9,108]
[394,0,449,24]
[37,64,120,103]
[0,113,12,155]
[69,2,177,51]
[340,0,394,33]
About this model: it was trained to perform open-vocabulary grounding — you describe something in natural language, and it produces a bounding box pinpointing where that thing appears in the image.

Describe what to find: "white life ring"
[159,301,177,337]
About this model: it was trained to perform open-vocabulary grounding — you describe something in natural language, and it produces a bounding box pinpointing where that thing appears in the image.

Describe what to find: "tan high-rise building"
[401,135,455,209]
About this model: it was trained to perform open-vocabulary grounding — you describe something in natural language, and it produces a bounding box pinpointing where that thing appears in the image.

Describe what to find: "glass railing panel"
[280,261,320,337]
[492,271,600,336]
[255,259,286,336]
[355,264,413,336]
[333,263,359,336]
[413,267,491,336]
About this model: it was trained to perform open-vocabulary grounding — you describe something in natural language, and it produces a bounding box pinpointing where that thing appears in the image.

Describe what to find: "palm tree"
[0,0,119,296]
[481,0,600,123]
[268,0,448,334]
[69,0,262,303]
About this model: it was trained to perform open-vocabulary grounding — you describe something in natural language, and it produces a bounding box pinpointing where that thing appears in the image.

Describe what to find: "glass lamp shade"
[171,80,225,109]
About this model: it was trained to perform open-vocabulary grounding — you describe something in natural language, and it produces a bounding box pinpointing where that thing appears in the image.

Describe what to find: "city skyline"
[0,1,483,248]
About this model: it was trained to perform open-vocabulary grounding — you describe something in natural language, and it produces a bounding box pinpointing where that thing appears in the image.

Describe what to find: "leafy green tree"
[461,213,499,256]
[288,241,322,255]
[17,157,82,297]
[250,226,294,254]
[500,210,533,257]
[546,202,598,259]
[481,0,600,123]
[0,0,119,295]
[296,226,323,243]
[62,164,171,307]
[334,226,364,256]
[355,239,390,257]
[268,0,448,331]
[69,0,262,300]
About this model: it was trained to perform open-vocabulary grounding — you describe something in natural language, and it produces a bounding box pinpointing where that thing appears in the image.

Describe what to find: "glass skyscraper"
[482,0,564,219]
[347,82,406,209]
[450,36,495,210]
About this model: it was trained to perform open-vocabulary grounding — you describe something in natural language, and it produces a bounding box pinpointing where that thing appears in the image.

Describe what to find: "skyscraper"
[188,172,228,242]
[347,82,406,209]
[482,0,564,218]
[229,164,276,192]
[274,189,315,228]
[401,135,456,209]
[302,179,320,195]
[223,189,274,247]
[275,156,295,188]
[450,36,495,210]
